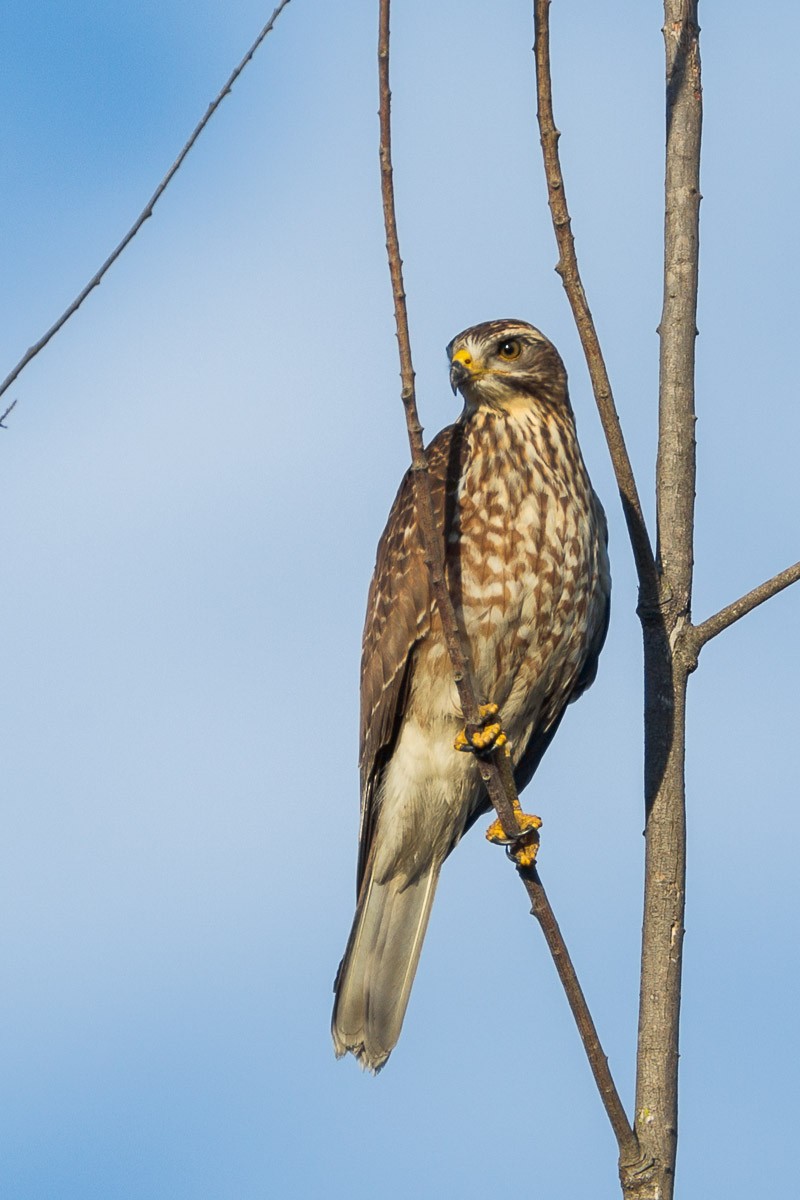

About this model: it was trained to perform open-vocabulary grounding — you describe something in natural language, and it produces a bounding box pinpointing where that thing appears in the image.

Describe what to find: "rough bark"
[533,2,702,1194]
[627,6,702,1198]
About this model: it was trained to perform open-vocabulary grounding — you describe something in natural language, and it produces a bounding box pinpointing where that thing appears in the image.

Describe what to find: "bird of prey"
[332,318,610,1072]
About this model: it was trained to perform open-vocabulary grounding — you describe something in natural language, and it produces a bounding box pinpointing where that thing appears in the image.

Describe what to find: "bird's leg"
[453,702,507,754]
[454,705,541,868]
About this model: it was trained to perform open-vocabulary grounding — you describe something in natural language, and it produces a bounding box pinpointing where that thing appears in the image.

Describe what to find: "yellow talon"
[454,703,508,755]
[486,805,542,868]
[511,835,540,869]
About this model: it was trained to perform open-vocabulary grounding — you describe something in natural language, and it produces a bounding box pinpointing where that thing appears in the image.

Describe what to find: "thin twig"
[533,0,659,616]
[0,399,17,428]
[692,560,800,649]
[524,865,641,1165]
[378,0,637,1168]
[0,0,293,404]
[532,0,648,1178]
[378,0,521,842]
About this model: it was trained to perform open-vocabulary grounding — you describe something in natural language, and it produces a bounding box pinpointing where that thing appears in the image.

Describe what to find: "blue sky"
[2,3,798,1197]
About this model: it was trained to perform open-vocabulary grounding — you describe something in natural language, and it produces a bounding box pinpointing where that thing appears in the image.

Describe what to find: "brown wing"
[355,427,461,890]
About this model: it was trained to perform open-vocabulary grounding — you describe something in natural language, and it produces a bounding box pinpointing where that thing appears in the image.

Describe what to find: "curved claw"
[507,836,540,869]
[485,811,542,868]
[454,703,508,756]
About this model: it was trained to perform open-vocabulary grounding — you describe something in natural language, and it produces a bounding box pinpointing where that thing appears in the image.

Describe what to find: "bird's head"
[447,319,569,415]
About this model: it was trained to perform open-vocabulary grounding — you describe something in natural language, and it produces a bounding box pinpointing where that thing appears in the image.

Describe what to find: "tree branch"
[523,865,641,1165]
[378,0,519,836]
[535,4,792,1196]
[532,3,704,1193]
[630,7,702,1199]
[656,3,701,620]
[0,0,293,405]
[692,560,800,650]
[533,0,659,617]
[0,399,17,429]
[378,0,637,1170]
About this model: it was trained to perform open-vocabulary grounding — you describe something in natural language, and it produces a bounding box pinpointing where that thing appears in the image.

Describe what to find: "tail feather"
[332,864,441,1072]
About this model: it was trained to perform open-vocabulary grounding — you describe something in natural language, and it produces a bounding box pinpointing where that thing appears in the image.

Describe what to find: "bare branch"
[533,0,659,615]
[692,560,800,649]
[0,0,293,405]
[378,0,520,837]
[656,4,702,621]
[0,399,18,429]
[378,0,637,1167]
[524,866,641,1169]
[630,7,702,1199]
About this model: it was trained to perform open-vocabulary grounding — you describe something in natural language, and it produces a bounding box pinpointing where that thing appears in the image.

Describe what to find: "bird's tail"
[331,862,442,1072]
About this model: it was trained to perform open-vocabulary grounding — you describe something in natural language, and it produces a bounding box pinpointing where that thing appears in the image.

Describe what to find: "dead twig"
[0,0,293,405]
[0,399,18,429]
[533,0,658,615]
[692,560,800,650]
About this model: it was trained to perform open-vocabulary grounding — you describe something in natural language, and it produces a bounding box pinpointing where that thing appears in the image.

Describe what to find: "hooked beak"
[449,347,476,394]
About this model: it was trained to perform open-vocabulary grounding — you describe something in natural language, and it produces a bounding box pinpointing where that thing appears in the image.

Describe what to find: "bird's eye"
[497,339,521,360]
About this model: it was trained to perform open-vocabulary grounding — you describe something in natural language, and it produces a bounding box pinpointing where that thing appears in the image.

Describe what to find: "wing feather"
[356,427,459,890]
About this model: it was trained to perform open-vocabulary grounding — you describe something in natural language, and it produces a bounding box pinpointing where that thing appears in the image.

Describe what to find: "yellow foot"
[454,703,508,755]
[486,804,542,869]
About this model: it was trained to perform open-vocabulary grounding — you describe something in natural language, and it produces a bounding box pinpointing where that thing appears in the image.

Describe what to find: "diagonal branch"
[523,863,640,1164]
[0,399,17,429]
[0,0,293,406]
[378,0,518,835]
[692,560,800,650]
[378,0,638,1170]
[533,0,659,616]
